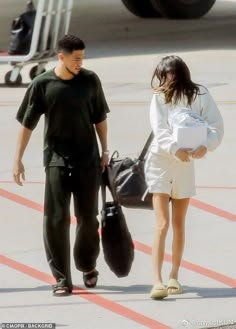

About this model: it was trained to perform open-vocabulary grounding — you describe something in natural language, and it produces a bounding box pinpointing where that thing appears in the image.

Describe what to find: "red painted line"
[2,181,236,190]
[0,188,44,212]
[72,288,169,329]
[1,188,236,288]
[0,254,54,285]
[190,198,236,222]
[134,241,236,288]
[1,187,235,223]
[180,259,236,288]
[0,188,77,224]
[0,254,170,329]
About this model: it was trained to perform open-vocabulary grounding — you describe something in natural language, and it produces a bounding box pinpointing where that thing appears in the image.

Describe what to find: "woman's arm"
[150,94,179,156]
[200,88,224,152]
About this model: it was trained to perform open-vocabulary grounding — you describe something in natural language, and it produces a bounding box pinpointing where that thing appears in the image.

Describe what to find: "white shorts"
[145,152,196,199]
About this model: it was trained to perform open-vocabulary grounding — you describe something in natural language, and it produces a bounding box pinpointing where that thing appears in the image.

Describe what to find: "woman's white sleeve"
[200,89,224,151]
[150,94,178,156]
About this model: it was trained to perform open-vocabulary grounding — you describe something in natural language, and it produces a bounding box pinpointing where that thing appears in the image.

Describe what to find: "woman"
[145,55,224,299]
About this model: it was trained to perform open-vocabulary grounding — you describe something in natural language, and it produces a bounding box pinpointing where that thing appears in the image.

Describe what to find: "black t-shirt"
[16,68,110,168]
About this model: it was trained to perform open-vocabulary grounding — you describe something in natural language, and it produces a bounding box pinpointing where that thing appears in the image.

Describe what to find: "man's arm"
[95,119,109,172]
[13,125,32,186]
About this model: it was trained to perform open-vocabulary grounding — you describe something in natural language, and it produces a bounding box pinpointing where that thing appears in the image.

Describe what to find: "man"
[13,34,110,296]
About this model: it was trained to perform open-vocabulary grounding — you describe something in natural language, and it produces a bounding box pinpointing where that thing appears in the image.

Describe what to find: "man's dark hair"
[57,34,85,53]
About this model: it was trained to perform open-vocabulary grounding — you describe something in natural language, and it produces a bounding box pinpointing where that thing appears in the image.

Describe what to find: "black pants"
[43,166,101,288]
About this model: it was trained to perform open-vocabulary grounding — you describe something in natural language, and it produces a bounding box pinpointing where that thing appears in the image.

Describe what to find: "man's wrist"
[102,150,109,155]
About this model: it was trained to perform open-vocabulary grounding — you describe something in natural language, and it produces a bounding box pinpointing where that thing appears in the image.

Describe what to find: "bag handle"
[101,169,117,207]
[138,131,154,161]
[102,131,154,206]
[101,172,107,208]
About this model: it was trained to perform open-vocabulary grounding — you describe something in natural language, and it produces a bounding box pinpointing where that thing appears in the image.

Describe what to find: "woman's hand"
[175,148,192,162]
[191,145,207,159]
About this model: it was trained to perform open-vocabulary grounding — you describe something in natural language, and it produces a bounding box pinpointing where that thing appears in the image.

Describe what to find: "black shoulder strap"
[101,172,107,208]
[138,131,154,161]
[101,169,117,207]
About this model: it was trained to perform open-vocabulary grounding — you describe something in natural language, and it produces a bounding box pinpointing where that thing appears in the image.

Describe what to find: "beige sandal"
[150,282,168,299]
[167,278,183,295]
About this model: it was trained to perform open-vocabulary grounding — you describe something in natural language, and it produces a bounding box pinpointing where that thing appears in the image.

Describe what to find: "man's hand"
[12,125,32,186]
[175,148,192,162]
[191,145,207,159]
[13,160,25,186]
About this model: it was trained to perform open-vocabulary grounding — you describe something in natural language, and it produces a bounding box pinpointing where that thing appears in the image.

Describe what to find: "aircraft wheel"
[150,0,216,19]
[121,0,161,18]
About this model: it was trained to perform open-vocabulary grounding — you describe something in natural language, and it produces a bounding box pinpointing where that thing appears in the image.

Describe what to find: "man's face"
[61,49,85,75]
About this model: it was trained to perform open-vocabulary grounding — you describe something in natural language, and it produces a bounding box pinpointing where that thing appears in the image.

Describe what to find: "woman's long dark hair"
[151,55,200,106]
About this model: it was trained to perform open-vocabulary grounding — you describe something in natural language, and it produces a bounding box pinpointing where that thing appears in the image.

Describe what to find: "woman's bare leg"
[168,197,189,293]
[152,193,170,284]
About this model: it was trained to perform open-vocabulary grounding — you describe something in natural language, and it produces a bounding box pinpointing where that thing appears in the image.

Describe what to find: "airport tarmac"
[0,0,236,328]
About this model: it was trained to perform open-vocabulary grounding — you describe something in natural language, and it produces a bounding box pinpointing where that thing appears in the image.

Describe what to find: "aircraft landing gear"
[121,0,161,18]
[121,0,216,19]
[150,0,216,19]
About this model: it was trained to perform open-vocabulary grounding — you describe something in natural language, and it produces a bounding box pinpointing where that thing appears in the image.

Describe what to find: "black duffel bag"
[107,132,154,210]
[8,0,51,55]
[8,1,36,55]
[101,176,134,277]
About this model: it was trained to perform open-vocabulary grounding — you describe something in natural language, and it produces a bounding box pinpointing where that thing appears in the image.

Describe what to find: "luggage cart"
[0,0,74,86]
